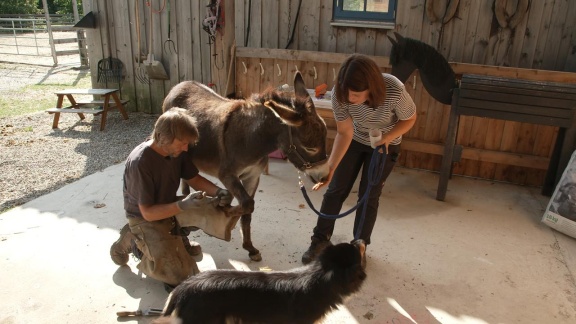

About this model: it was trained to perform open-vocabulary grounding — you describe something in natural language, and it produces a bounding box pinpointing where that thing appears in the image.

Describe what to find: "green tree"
[44,0,84,15]
[0,0,39,14]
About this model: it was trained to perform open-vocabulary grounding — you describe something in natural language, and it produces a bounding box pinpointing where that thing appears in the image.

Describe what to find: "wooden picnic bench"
[46,88,129,131]
[437,74,576,201]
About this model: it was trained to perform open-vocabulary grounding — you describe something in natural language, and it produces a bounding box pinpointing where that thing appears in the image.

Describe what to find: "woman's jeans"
[312,140,400,245]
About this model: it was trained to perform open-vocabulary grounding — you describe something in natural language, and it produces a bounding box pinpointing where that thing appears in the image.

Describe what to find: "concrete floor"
[1,159,576,324]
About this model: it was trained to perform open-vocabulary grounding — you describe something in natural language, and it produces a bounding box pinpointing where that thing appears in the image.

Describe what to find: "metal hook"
[295,65,299,73]
[242,61,247,74]
[277,64,281,76]
[332,68,336,81]
[313,66,317,79]
[260,63,264,76]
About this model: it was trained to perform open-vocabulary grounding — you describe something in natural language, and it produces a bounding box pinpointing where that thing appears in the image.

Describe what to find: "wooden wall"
[234,47,576,186]
[83,0,576,186]
[82,0,235,114]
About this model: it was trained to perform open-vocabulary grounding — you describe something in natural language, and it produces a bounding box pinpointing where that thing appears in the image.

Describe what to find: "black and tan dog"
[155,240,366,324]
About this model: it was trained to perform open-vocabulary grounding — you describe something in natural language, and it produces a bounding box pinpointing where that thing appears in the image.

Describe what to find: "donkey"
[162,72,330,261]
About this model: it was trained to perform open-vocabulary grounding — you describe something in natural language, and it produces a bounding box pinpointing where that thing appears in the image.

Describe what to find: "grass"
[0,68,92,118]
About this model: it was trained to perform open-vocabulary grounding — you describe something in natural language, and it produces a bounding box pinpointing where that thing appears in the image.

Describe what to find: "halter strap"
[285,126,327,171]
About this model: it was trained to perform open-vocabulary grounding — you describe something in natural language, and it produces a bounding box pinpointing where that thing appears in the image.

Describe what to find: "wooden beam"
[401,139,549,170]
[236,47,390,67]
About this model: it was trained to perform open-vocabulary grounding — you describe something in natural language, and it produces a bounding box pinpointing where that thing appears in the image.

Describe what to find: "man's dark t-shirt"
[123,141,199,219]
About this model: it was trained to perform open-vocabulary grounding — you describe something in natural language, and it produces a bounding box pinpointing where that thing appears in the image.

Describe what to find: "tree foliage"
[43,0,84,15]
[0,0,39,15]
[0,0,83,15]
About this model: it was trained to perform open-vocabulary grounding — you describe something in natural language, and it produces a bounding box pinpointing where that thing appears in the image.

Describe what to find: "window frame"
[332,0,397,24]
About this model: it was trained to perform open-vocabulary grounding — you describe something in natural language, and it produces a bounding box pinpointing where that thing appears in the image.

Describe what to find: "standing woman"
[301,54,417,267]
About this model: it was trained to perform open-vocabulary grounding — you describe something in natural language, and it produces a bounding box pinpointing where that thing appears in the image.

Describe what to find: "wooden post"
[41,0,58,65]
[72,0,89,67]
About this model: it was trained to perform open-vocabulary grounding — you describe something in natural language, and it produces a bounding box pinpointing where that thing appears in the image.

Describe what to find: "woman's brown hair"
[334,54,387,107]
[152,107,199,146]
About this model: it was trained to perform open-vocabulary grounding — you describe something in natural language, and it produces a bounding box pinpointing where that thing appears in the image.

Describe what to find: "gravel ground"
[0,62,158,213]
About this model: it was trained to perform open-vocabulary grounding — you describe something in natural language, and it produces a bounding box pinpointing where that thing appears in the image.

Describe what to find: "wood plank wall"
[235,47,576,187]
[83,0,576,186]
[83,0,234,114]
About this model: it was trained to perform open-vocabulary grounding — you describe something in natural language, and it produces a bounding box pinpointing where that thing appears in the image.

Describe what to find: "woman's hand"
[312,168,335,191]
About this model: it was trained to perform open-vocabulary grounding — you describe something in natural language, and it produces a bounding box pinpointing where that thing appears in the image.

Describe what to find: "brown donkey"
[162,72,329,261]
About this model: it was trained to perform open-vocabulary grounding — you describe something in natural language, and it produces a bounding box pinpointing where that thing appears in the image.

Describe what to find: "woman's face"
[347,89,370,105]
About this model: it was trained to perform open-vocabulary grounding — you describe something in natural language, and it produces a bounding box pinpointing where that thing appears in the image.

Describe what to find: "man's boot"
[110,224,135,266]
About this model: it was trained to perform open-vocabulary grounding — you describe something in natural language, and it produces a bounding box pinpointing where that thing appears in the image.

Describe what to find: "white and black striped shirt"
[332,73,416,146]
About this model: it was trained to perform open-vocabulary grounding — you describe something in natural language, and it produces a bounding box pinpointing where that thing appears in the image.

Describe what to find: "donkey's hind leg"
[180,179,190,195]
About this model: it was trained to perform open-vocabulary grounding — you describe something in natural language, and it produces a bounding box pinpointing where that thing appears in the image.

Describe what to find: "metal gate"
[0,14,88,66]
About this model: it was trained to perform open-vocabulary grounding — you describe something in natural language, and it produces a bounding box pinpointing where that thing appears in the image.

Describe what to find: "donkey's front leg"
[240,213,261,261]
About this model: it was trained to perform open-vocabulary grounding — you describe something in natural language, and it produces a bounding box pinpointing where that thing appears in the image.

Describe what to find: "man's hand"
[216,188,233,207]
[177,191,218,211]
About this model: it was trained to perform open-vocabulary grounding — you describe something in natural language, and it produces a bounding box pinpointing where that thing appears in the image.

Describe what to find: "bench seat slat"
[75,99,130,106]
[462,74,576,96]
[460,83,576,102]
[459,89,576,110]
[457,106,573,127]
[46,107,104,115]
[457,97,574,120]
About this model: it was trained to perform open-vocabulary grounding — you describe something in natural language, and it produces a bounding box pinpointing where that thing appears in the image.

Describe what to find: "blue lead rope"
[300,145,388,240]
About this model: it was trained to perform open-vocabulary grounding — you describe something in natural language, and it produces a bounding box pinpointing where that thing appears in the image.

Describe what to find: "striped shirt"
[332,73,416,146]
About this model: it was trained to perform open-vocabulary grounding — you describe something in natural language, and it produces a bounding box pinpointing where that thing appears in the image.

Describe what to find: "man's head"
[152,107,199,158]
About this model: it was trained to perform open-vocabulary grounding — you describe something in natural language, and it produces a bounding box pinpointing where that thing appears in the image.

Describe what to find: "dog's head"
[317,240,367,294]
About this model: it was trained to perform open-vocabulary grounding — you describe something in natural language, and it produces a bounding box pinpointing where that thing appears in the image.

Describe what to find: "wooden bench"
[437,74,576,201]
[45,89,129,131]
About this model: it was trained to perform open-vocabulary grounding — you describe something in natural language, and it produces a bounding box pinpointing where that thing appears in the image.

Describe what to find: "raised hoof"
[227,205,245,218]
[249,251,262,262]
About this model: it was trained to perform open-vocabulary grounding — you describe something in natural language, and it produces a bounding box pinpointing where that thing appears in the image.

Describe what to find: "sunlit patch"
[321,304,359,323]
[426,306,490,324]
[387,297,418,324]
[228,259,251,271]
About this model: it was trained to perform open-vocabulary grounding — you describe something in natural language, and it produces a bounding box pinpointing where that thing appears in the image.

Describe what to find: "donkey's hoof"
[249,251,262,262]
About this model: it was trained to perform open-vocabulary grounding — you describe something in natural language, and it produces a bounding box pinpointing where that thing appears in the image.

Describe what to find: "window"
[333,0,397,28]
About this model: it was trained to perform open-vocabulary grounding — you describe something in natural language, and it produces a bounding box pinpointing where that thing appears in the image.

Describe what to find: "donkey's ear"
[293,72,310,100]
[393,32,404,42]
[264,100,303,126]
[387,33,398,46]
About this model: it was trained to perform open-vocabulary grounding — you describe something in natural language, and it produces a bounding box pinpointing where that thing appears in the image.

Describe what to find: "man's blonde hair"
[152,107,199,146]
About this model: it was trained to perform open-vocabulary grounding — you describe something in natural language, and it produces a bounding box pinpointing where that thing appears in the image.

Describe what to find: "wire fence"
[0,15,87,66]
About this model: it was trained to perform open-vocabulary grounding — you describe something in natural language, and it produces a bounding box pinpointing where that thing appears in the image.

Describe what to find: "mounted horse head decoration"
[387,32,457,105]
[162,72,329,261]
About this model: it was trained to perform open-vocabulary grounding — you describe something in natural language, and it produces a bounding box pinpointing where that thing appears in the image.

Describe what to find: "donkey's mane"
[390,37,455,86]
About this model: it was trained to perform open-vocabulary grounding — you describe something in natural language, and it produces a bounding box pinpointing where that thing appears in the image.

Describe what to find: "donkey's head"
[261,72,330,183]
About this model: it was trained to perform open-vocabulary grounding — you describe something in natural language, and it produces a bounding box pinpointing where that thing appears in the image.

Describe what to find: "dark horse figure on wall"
[162,72,330,261]
[387,32,457,105]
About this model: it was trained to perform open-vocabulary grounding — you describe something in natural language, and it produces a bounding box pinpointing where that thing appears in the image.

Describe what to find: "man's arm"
[186,174,221,197]
[139,202,181,222]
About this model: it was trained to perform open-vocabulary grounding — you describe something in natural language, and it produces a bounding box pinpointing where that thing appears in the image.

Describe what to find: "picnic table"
[46,88,129,131]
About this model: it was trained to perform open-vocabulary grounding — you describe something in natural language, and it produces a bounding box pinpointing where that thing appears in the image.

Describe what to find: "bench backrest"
[455,74,576,128]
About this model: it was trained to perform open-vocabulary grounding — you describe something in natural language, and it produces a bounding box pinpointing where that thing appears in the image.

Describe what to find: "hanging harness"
[285,126,328,171]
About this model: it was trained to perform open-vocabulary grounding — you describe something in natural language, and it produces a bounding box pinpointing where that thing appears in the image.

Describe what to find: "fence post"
[41,0,58,65]
[72,0,88,67]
